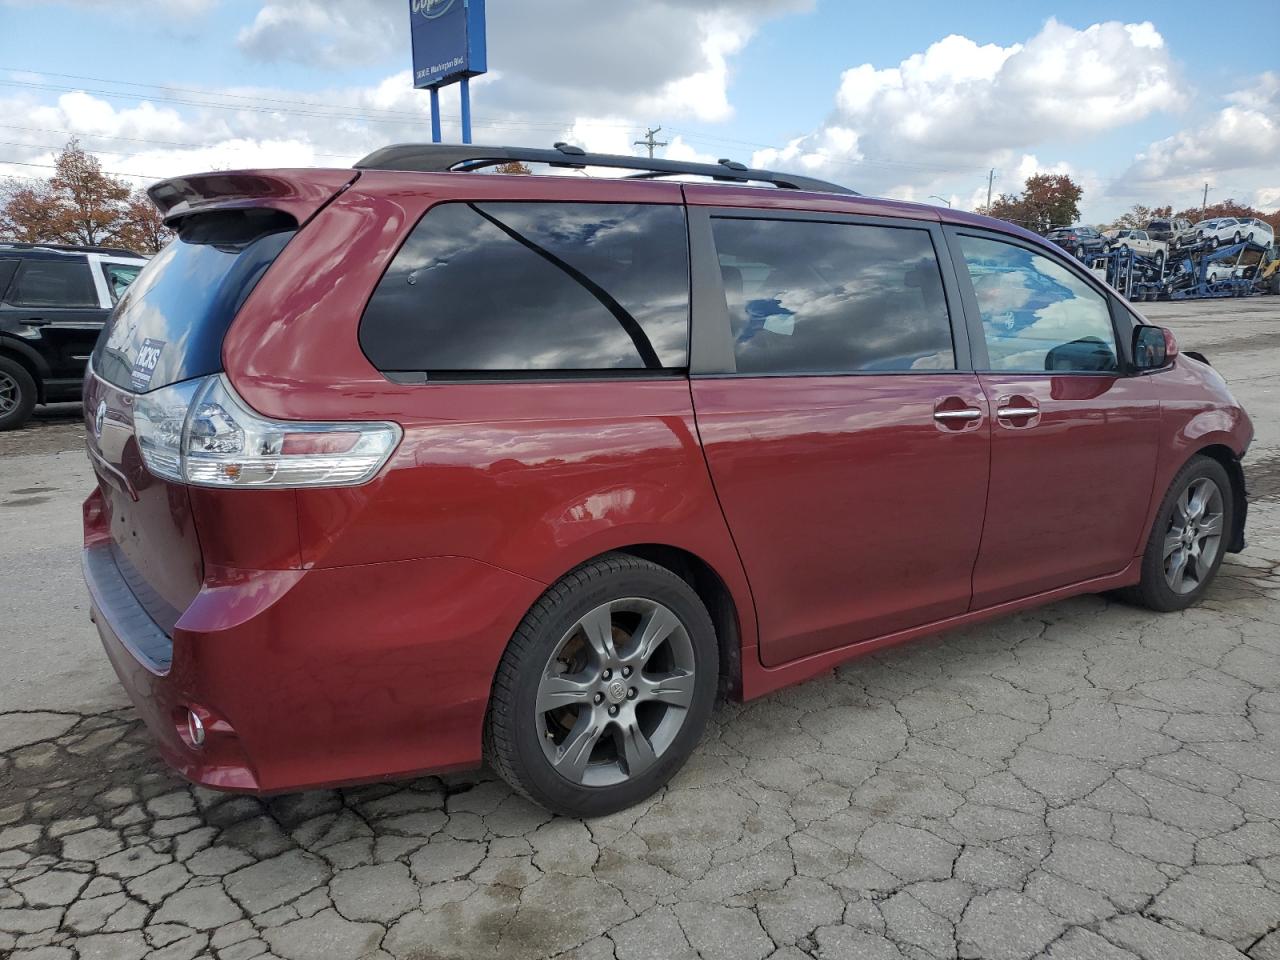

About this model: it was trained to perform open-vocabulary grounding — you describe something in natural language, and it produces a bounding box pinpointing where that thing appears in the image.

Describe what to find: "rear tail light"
[133,374,400,488]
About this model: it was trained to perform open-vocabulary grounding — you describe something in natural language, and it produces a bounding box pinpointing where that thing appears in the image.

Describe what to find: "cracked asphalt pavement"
[2,298,1280,960]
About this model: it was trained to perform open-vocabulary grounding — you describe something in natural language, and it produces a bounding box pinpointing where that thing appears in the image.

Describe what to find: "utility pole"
[1201,182,1210,218]
[634,126,668,159]
[986,168,995,211]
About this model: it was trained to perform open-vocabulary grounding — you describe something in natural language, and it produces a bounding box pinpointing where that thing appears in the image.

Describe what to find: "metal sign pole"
[460,78,472,144]
[410,0,485,144]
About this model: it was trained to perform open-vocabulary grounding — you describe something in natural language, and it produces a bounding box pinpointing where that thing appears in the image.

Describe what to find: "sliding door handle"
[933,408,982,422]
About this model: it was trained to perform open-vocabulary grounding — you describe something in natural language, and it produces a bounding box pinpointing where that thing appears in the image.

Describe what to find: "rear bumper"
[83,490,546,793]
[85,540,263,790]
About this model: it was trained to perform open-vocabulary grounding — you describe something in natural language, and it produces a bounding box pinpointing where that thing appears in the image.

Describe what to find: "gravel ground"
[1,297,1279,960]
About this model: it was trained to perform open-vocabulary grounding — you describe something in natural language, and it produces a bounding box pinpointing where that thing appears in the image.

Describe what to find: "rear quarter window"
[92,209,296,393]
[358,202,690,377]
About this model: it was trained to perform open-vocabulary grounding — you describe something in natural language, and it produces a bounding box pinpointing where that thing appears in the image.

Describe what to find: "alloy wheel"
[536,597,696,787]
[1163,477,1225,595]
[0,371,19,416]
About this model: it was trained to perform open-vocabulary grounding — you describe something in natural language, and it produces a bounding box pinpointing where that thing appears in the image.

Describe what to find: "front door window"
[959,235,1117,373]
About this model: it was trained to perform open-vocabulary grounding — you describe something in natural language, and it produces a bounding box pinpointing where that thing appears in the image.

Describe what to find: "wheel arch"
[1194,443,1247,553]
[0,337,48,403]
[608,544,744,700]
[519,543,748,701]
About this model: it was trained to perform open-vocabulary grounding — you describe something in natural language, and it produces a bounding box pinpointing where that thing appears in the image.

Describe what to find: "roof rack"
[355,142,856,195]
[0,241,145,257]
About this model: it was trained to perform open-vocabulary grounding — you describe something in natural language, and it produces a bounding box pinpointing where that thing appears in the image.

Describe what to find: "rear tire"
[0,356,37,432]
[1121,455,1234,612]
[485,554,718,818]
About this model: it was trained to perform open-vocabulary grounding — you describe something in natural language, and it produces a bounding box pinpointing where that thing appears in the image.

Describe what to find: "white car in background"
[1195,217,1275,248]
[1104,229,1168,264]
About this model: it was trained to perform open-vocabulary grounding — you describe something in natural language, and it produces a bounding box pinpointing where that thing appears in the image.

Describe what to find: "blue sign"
[411,0,487,90]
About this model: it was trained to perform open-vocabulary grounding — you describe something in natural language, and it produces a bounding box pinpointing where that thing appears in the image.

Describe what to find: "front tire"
[485,554,718,817]
[0,357,37,432]
[1122,455,1234,612]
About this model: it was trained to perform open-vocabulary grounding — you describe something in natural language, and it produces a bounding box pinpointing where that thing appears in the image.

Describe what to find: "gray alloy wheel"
[1121,454,1234,613]
[1162,477,1225,595]
[485,553,718,817]
[0,371,18,417]
[536,597,696,787]
[0,357,38,431]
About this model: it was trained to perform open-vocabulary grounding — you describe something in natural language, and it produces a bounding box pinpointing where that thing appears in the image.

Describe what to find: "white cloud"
[752,18,1181,209]
[1114,71,1280,210]
[1,0,813,189]
[237,0,810,126]
[2,0,217,13]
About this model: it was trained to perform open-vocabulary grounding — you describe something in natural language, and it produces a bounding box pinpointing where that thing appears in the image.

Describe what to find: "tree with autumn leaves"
[0,140,172,253]
[980,174,1084,234]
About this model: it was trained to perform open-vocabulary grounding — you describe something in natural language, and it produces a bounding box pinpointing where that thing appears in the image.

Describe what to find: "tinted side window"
[359,202,689,375]
[0,259,16,299]
[7,259,98,307]
[709,218,954,374]
[958,235,1117,373]
[101,262,143,304]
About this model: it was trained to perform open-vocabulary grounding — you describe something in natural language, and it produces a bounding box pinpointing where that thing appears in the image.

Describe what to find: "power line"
[0,124,356,159]
[0,73,635,132]
[0,157,169,179]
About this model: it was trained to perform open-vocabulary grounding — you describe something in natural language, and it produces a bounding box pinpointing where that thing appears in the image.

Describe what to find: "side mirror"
[1133,325,1178,370]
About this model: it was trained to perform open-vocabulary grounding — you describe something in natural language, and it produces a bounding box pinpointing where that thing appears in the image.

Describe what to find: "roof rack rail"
[0,241,145,257]
[355,142,856,195]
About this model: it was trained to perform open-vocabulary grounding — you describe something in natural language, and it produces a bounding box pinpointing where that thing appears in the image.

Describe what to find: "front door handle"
[933,397,984,432]
[19,316,49,326]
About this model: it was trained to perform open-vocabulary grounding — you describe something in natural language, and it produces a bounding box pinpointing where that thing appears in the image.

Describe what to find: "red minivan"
[81,145,1252,817]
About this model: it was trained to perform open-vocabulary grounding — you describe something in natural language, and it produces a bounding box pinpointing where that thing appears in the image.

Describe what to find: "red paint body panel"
[82,166,1255,796]
[692,375,990,666]
[971,373,1160,607]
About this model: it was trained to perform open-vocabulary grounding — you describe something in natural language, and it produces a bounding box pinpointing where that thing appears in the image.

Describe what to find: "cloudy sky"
[0,0,1275,221]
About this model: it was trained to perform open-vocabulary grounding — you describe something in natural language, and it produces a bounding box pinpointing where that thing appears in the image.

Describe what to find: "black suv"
[0,243,147,430]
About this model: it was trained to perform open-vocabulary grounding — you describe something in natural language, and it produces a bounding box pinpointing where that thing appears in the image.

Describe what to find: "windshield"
[92,209,296,393]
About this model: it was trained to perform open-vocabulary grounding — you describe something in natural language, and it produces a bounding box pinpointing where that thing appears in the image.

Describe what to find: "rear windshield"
[92,209,296,393]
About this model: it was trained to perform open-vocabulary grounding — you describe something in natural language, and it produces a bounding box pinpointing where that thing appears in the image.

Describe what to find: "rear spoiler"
[147,170,359,227]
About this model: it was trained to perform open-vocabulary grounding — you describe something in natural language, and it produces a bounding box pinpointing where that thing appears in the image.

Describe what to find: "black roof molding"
[355,142,856,195]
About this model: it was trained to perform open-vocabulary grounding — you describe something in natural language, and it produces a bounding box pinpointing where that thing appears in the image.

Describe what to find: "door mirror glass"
[1133,325,1177,370]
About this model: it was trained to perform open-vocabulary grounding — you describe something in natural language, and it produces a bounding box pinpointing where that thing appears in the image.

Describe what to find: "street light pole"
[928,195,952,208]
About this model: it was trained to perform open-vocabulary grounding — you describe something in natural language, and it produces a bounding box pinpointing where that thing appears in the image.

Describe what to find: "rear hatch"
[85,170,355,627]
